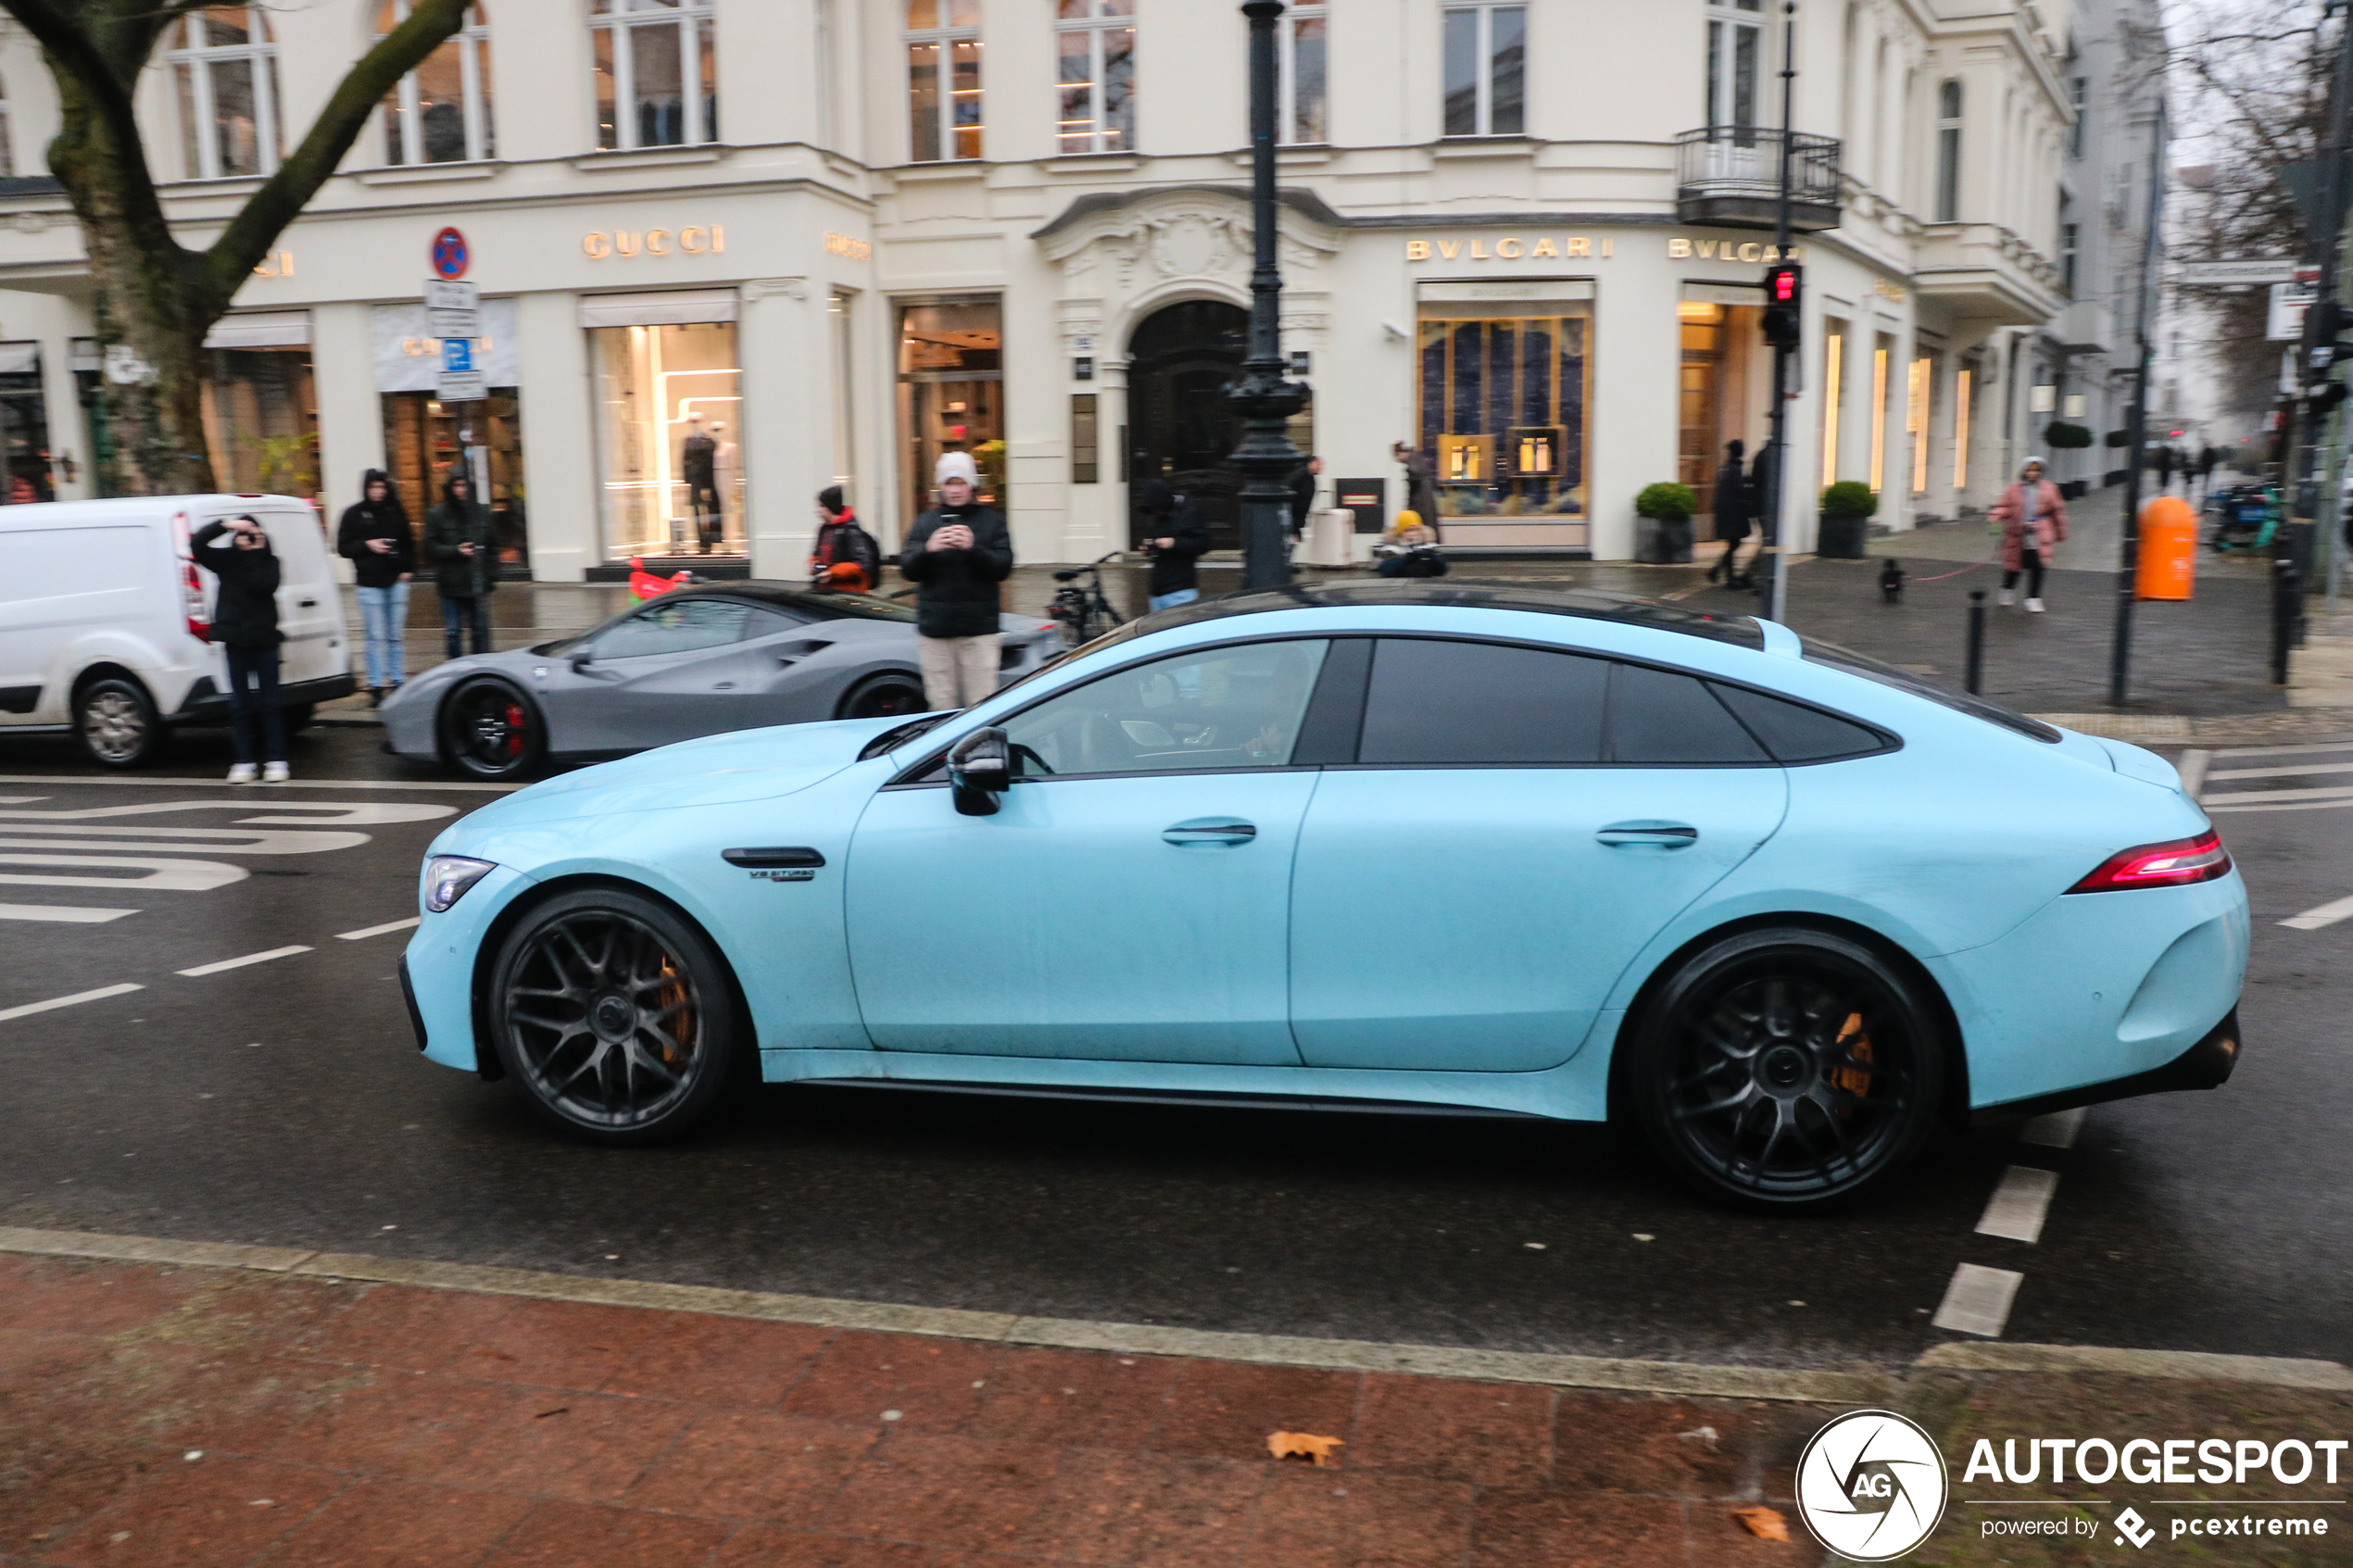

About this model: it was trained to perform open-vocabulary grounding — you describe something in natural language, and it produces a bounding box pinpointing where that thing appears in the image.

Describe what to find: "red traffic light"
[1767,263,1801,303]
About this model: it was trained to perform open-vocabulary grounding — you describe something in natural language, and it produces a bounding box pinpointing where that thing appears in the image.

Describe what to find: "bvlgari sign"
[1403,234,1808,264]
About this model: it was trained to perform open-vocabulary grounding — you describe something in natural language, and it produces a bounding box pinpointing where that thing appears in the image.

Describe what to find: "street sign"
[425,278,480,340]
[437,335,487,402]
[430,225,470,281]
[2271,282,2320,342]
[2180,258,2304,286]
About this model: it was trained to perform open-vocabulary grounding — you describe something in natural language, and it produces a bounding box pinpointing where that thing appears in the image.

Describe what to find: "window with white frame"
[907,0,983,162]
[170,6,283,180]
[1935,80,1963,222]
[1056,0,1133,155]
[1704,0,1762,134]
[1278,1,1327,145]
[2069,74,2085,158]
[591,0,718,151]
[1441,5,1523,138]
[378,0,494,165]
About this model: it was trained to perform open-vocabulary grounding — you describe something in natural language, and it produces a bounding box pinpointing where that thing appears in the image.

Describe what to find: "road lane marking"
[0,854,248,891]
[0,801,453,825]
[1932,1262,2024,1337]
[1976,1167,2059,1244]
[2177,748,2210,800]
[0,796,47,804]
[177,946,313,977]
[0,775,517,793]
[2281,894,2353,930]
[337,917,421,941]
[2212,741,2353,758]
[0,904,137,924]
[2208,797,2353,813]
[0,984,145,1022]
[0,829,371,854]
[2197,784,2353,807]
[2017,1107,2086,1148]
[2208,760,2353,782]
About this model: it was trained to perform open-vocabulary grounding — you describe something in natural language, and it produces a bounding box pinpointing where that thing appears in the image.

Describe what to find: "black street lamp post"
[1231,0,1306,591]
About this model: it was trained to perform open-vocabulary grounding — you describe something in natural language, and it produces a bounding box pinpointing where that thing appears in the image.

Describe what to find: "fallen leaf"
[1731,1506,1790,1541]
[1268,1431,1346,1467]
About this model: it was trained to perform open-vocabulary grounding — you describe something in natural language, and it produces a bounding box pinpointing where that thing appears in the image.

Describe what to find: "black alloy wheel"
[488,888,741,1144]
[1629,928,1944,1211]
[838,673,929,721]
[76,676,164,768]
[439,678,546,780]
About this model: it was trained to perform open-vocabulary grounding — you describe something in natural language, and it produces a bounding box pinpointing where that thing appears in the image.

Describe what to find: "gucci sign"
[822,232,872,261]
[583,225,726,260]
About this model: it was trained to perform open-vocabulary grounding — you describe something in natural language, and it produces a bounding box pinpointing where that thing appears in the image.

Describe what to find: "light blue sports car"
[399,583,2247,1210]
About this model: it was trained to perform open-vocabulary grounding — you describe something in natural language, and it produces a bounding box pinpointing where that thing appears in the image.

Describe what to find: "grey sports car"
[382,583,1063,780]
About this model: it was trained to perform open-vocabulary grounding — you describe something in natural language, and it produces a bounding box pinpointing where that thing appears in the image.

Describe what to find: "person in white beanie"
[900,449,1015,709]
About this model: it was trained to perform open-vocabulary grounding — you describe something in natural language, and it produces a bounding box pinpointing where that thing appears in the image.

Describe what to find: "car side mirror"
[948,726,1011,816]
[568,647,595,671]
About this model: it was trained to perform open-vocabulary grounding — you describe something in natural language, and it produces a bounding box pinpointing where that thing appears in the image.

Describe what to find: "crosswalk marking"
[177,946,313,977]
[1932,1262,2024,1338]
[0,983,144,1022]
[336,917,421,941]
[0,904,137,924]
[2281,894,2353,930]
[1976,1167,2060,1244]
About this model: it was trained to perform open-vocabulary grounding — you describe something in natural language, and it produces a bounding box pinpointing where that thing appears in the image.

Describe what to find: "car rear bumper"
[1969,1007,2242,1125]
[169,671,357,722]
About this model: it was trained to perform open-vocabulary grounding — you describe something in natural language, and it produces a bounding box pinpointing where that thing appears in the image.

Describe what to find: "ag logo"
[1795,1409,1949,1561]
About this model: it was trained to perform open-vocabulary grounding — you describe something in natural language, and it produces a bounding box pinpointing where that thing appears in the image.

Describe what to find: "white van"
[0,495,354,767]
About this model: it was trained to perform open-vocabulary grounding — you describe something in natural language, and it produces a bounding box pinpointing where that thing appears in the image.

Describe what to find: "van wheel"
[439,678,546,781]
[76,677,165,769]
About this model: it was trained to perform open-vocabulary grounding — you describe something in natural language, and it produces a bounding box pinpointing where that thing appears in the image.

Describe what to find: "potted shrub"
[2044,420,2094,450]
[1817,481,1878,558]
[1633,481,1697,563]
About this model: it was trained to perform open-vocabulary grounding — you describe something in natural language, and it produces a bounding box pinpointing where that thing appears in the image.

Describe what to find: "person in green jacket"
[424,472,497,658]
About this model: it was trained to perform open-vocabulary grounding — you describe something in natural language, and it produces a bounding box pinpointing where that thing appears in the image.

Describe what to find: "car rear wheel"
[838,672,928,721]
[487,888,742,1145]
[1627,927,1944,1211]
[76,676,165,769]
[439,678,546,780]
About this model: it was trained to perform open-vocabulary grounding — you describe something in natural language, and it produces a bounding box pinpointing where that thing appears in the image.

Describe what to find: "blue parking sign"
[441,337,474,375]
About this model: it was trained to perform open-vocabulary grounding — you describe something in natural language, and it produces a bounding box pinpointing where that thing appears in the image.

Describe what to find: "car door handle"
[1163,819,1257,847]
[1596,821,1699,848]
[712,681,736,690]
[297,597,318,608]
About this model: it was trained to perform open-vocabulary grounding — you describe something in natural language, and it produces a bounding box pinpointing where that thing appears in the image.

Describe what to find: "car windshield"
[1800,636,2060,743]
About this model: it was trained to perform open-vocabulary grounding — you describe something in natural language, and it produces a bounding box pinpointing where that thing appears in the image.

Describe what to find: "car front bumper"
[401,860,537,1076]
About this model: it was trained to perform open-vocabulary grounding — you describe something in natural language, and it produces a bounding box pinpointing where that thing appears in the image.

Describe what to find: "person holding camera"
[900,451,1014,710]
[191,514,291,783]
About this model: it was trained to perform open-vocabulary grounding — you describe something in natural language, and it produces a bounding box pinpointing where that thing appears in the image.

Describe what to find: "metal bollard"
[1966,587,1987,695]
[2274,558,2301,686]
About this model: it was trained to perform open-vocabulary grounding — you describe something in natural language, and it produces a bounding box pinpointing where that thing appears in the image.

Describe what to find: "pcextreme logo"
[1795,1410,1950,1561]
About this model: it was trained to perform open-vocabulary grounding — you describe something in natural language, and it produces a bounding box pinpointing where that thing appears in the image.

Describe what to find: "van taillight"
[171,510,210,642]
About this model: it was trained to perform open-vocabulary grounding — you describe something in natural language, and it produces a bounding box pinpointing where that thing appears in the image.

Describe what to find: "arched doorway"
[1126,300,1248,550]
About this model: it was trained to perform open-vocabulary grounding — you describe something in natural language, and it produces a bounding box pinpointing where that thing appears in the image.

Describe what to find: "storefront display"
[897,298,1001,522]
[1415,284,1592,520]
[588,313,743,558]
[1675,287,1765,539]
[382,389,526,571]
[0,343,50,504]
[201,345,315,507]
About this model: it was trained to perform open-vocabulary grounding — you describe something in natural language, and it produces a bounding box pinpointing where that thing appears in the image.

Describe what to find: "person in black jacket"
[1141,481,1210,611]
[1287,455,1321,552]
[336,470,415,705]
[900,450,1013,710]
[424,473,497,658]
[192,515,291,783]
[1706,440,1754,588]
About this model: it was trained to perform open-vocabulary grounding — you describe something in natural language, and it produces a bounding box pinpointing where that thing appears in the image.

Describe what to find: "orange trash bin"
[2135,495,2198,600]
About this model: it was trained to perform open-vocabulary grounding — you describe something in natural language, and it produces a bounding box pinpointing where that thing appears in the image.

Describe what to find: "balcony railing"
[1673,128,1843,232]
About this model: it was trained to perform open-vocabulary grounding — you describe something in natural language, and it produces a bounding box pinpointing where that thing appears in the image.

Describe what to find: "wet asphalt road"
[0,721,2345,1374]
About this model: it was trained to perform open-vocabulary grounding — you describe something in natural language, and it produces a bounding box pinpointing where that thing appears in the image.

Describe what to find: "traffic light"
[1761,263,1803,349]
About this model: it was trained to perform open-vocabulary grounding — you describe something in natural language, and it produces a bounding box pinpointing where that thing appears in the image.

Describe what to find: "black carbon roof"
[1095,580,1767,650]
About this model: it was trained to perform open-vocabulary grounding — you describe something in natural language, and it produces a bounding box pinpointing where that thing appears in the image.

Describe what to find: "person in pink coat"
[1988,457,2069,612]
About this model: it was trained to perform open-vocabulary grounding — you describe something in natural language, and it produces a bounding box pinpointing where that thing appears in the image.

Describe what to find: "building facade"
[0,0,2083,576]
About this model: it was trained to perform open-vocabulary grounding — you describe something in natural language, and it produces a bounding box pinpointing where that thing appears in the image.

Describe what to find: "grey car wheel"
[438,678,546,781]
[76,677,164,769]
[837,672,928,721]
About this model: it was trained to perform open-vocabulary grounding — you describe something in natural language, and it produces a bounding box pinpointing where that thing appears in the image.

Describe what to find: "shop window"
[1056,0,1134,155]
[382,390,526,572]
[1279,2,1327,145]
[1954,365,1972,490]
[202,347,315,507]
[0,345,50,504]
[1908,355,1931,494]
[898,298,1002,523]
[1415,293,1590,518]
[1676,295,1762,538]
[378,0,494,166]
[592,0,718,152]
[907,0,983,162]
[1819,325,1843,483]
[589,320,742,558]
[1441,4,1522,139]
[1704,0,1761,136]
[830,289,859,508]
[170,5,283,180]
[1935,80,1962,222]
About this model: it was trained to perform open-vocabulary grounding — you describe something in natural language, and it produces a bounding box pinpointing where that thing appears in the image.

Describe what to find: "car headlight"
[422,855,497,913]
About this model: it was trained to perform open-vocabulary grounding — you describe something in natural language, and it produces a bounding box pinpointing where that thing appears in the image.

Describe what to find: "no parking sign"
[431,226,470,281]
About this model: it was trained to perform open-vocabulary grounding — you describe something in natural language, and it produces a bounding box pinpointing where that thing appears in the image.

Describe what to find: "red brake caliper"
[504,702,524,758]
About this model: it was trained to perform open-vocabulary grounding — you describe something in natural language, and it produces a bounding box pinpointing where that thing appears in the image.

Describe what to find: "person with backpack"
[424,472,497,658]
[809,485,882,593]
[335,469,414,706]
[191,515,291,783]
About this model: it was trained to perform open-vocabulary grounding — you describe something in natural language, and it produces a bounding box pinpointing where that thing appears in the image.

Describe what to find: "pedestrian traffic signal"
[1761,263,1803,349]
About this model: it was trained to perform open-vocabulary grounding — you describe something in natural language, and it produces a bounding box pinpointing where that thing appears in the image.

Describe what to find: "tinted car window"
[1709,682,1889,763]
[593,599,755,659]
[1358,638,1607,764]
[1605,664,1768,765]
[743,603,813,634]
[1003,639,1328,777]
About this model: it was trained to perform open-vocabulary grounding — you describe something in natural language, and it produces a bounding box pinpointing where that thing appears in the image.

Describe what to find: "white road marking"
[0,796,48,804]
[2176,748,2210,801]
[1976,1167,2060,1244]
[2017,1107,2086,1148]
[0,904,137,924]
[1932,1262,2024,1337]
[0,854,247,892]
[177,946,313,977]
[0,800,453,825]
[337,917,421,941]
[0,983,145,1022]
[2208,797,2353,813]
[2207,759,2353,782]
[2212,740,2353,759]
[0,774,517,793]
[2197,784,2353,807]
[0,829,369,855]
[2281,894,2353,930]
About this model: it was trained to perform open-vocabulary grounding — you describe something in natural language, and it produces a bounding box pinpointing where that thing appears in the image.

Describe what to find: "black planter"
[1636,515,1694,563]
[1817,511,1869,558]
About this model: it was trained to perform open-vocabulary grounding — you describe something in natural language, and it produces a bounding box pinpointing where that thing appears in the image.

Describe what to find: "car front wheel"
[439,678,545,780]
[837,672,928,721]
[487,888,743,1144]
[1627,927,1944,1211]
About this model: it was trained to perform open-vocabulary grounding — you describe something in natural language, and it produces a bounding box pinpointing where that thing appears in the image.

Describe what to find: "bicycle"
[1046,552,1126,646]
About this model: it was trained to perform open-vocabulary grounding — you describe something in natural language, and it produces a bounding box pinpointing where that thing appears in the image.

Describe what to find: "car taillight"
[2066,829,2231,893]
[171,510,210,642]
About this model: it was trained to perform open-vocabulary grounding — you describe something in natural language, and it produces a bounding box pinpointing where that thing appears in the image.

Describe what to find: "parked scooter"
[2208,483,2279,555]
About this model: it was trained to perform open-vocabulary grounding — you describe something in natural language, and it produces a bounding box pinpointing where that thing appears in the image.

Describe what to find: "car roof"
[1104,580,1767,650]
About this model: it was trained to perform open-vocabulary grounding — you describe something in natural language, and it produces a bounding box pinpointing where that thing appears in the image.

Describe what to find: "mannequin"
[710,420,740,549]
[682,414,721,554]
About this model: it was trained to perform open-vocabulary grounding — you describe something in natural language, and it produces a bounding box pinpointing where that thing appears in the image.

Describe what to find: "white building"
[0,0,2080,577]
